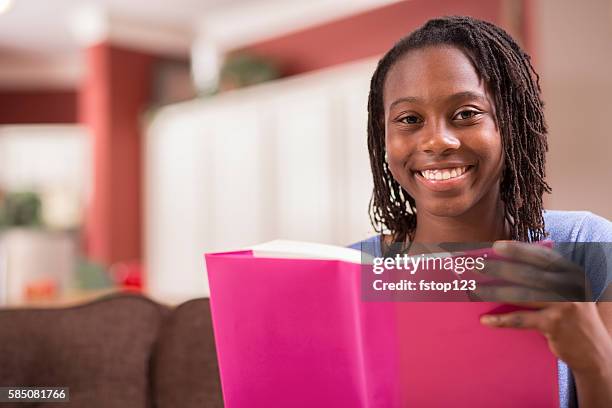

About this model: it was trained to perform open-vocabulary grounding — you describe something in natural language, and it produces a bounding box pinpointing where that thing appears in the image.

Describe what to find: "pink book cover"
[205,243,558,408]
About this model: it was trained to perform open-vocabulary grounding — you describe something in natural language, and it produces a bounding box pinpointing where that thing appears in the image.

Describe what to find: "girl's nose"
[419,122,460,155]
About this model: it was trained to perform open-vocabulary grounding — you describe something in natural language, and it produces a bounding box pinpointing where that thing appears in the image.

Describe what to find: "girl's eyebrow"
[388,91,488,111]
[446,91,488,105]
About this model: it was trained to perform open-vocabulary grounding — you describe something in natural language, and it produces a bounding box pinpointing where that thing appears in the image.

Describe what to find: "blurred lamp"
[68,3,108,46]
[191,37,221,95]
[0,0,13,15]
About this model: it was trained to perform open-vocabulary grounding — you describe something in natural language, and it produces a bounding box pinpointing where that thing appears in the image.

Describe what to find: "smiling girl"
[356,16,612,407]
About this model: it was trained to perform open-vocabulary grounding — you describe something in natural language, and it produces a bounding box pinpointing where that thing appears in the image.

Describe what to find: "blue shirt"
[350,210,612,408]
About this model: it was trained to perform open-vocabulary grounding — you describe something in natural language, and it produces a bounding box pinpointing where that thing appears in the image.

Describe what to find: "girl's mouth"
[413,165,475,191]
[417,166,470,181]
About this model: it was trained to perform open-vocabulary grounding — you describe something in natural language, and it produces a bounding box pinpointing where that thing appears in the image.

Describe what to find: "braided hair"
[368,16,551,243]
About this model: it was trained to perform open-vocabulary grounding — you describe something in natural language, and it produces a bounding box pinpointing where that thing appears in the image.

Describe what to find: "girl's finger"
[491,300,557,309]
[477,260,586,298]
[480,309,546,330]
[492,241,578,272]
[474,284,568,302]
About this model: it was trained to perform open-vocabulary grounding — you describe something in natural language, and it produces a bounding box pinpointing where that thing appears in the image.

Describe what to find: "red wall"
[239,0,506,76]
[0,90,77,124]
[80,43,154,265]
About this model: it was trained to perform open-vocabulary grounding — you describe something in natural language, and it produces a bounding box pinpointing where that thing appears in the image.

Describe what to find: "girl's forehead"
[383,45,487,108]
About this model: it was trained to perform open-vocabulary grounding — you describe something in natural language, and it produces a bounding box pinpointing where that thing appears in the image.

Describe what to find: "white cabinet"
[145,58,378,302]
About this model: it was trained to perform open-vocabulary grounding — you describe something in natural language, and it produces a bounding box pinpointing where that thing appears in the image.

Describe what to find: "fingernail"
[492,241,511,254]
[480,315,499,325]
[493,241,509,250]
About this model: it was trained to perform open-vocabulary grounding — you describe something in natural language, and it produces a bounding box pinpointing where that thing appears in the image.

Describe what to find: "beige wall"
[537,0,612,219]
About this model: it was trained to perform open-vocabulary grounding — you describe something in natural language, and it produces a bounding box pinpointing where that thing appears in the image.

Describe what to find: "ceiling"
[0,0,241,57]
[0,0,398,55]
[0,0,398,88]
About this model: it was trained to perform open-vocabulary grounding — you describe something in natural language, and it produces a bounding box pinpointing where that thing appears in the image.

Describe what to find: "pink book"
[205,240,558,407]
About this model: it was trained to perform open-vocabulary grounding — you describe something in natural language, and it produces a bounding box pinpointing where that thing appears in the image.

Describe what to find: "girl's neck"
[413,198,510,243]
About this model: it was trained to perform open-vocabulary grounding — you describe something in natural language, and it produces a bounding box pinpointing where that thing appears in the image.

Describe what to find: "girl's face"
[383,45,504,219]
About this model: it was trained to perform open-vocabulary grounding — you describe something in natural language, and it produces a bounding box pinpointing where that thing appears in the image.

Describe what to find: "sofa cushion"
[0,293,168,408]
[152,298,224,408]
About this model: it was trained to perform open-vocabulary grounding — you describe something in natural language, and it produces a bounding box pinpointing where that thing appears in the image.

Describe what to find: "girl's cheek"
[385,133,414,160]
[385,149,410,180]
[385,157,408,188]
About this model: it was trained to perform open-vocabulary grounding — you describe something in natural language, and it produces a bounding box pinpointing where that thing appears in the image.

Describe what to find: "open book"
[205,240,558,408]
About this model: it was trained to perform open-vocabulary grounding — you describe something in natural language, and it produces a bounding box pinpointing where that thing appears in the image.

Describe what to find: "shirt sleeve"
[576,212,612,301]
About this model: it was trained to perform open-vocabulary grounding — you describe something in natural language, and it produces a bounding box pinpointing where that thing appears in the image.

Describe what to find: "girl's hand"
[476,241,612,404]
[480,300,611,375]
[474,240,589,302]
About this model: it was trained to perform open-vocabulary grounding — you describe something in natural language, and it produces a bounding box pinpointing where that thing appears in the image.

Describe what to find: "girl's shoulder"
[348,210,612,255]
[543,210,612,242]
[349,235,382,257]
[544,210,611,301]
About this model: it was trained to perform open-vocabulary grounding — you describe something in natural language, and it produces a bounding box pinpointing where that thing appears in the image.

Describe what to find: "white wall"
[145,59,377,302]
[0,125,90,229]
[0,125,90,195]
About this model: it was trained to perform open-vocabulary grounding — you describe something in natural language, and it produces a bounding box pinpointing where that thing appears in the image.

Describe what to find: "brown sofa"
[0,293,224,407]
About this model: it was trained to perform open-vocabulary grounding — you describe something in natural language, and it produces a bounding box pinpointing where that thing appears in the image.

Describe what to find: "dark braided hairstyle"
[367,16,551,243]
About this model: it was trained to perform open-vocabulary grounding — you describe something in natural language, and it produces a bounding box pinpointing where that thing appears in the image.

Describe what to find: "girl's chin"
[417,199,475,218]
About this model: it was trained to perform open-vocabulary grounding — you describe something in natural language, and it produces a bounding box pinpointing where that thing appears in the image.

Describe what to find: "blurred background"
[0,0,610,306]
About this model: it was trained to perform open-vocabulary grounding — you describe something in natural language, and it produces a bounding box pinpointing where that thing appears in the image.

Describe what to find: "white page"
[251,239,364,264]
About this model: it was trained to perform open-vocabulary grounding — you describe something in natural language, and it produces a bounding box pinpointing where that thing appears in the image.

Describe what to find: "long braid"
[367,16,551,243]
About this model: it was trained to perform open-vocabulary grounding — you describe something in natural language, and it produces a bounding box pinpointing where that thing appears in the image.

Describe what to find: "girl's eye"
[454,109,481,120]
[399,115,422,125]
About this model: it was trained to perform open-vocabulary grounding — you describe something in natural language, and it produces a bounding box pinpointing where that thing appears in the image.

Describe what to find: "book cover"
[205,240,558,407]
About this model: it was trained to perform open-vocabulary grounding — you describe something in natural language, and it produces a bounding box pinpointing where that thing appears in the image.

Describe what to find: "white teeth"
[419,166,468,181]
